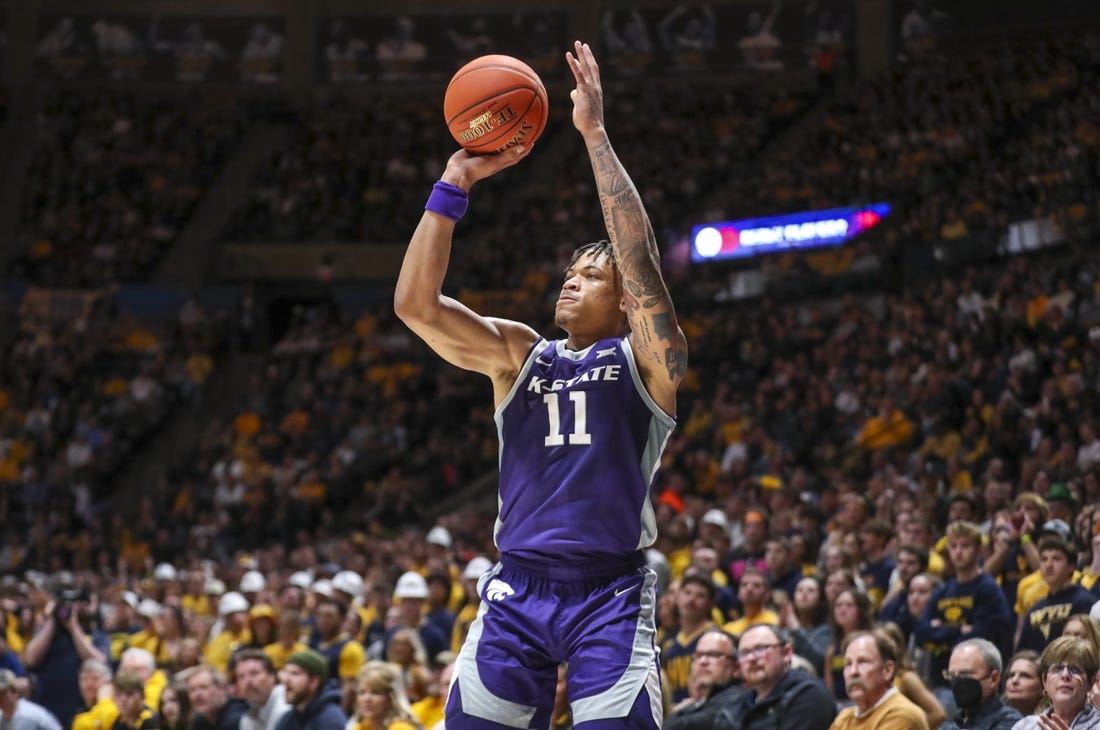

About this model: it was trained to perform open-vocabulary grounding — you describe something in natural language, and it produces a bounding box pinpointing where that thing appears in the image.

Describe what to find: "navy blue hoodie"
[274,685,346,730]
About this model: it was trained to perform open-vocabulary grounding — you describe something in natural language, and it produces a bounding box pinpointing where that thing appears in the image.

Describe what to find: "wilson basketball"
[444,55,549,155]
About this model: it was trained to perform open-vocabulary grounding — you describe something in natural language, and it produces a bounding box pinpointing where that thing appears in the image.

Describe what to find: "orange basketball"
[444,55,549,155]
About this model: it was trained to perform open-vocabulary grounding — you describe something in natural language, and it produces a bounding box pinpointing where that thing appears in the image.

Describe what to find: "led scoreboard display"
[690,203,891,263]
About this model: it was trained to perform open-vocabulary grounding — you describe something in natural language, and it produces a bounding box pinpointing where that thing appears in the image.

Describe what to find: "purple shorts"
[445,553,662,729]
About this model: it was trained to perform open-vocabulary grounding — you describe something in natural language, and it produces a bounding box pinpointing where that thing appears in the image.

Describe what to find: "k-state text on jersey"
[526,364,623,393]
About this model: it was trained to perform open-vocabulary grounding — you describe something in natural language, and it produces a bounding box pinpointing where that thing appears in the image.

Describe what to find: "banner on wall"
[318,12,568,84]
[35,14,285,83]
[599,1,854,77]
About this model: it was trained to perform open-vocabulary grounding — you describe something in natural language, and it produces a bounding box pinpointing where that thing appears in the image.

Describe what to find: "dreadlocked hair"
[566,240,616,271]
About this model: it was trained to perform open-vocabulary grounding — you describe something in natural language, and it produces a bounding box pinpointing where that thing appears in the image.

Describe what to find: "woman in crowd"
[1009,636,1100,729]
[385,629,432,704]
[348,661,420,730]
[781,575,831,676]
[1003,651,1044,718]
[1063,615,1100,650]
[156,681,192,730]
[824,568,860,606]
[152,606,189,671]
[823,586,874,703]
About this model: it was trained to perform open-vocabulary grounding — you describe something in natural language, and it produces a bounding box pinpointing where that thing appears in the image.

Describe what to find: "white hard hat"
[218,591,250,616]
[153,563,178,581]
[701,508,730,531]
[394,571,429,599]
[204,578,226,596]
[332,570,364,599]
[463,557,494,580]
[426,526,452,548]
[117,591,139,609]
[288,571,313,590]
[239,570,266,593]
[310,579,334,598]
[137,599,163,619]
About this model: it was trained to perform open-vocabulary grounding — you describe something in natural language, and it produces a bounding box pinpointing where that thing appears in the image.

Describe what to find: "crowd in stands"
[222,96,476,246]
[0,293,225,574]
[5,22,1100,730]
[14,89,253,287]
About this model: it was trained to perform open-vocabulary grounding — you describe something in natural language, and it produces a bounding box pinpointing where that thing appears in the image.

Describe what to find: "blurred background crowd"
[2,1,1100,729]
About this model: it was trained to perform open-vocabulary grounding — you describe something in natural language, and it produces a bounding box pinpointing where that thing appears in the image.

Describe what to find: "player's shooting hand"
[566,40,605,139]
[440,146,530,192]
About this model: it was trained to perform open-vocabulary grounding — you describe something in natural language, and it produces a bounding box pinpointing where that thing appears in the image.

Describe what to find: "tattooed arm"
[566,40,687,415]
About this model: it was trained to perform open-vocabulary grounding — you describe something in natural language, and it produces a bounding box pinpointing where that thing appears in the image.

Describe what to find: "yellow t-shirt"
[204,629,251,673]
[410,695,445,729]
[264,641,309,670]
[722,608,779,638]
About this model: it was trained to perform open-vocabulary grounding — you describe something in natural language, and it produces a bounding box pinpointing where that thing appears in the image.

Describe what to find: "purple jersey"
[493,336,676,562]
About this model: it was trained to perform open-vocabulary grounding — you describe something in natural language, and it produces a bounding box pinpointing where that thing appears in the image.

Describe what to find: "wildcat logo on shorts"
[485,579,515,602]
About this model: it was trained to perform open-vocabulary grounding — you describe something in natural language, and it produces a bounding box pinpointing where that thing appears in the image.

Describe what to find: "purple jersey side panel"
[492,336,676,561]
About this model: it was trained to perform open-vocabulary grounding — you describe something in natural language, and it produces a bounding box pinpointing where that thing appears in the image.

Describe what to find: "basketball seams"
[445,86,538,127]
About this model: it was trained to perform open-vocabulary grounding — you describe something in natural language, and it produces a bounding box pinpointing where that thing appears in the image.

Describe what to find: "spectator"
[1009,636,1100,730]
[940,638,1021,730]
[717,624,835,730]
[307,598,364,713]
[781,576,831,676]
[273,651,346,730]
[204,593,251,674]
[830,631,929,729]
[915,521,1012,686]
[182,665,245,730]
[264,612,308,671]
[823,588,874,702]
[0,668,62,730]
[665,628,744,728]
[72,659,114,730]
[23,594,107,728]
[110,671,157,730]
[1016,536,1095,653]
[451,557,492,655]
[117,648,167,713]
[1002,652,1043,718]
[153,683,190,730]
[348,661,417,730]
[383,573,446,672]
[873,625,946,728]
[724,567,779,637]
[662,574,718,705]
[235,649,289,730]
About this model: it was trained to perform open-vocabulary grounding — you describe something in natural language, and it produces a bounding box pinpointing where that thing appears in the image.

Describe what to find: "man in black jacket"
[715,624,835,730]
[940,639,1021,730]
[665,629,746,730]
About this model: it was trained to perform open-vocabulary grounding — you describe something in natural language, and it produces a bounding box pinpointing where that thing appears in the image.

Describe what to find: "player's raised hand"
[566,40,605,139]
[440,145,530,192]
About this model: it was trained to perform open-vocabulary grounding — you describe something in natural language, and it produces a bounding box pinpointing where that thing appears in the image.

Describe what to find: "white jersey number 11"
[543,391,592,446]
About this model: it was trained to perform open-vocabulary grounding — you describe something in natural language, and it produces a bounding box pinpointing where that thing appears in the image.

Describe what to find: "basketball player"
[395,41,686,730]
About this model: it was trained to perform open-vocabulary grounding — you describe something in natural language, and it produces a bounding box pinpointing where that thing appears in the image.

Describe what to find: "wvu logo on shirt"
[938,596,974,624]
[486,579,515,602]
[1030,602,1075,639]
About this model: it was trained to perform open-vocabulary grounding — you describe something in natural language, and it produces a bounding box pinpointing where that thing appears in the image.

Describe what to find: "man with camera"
[23,588,108,728]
